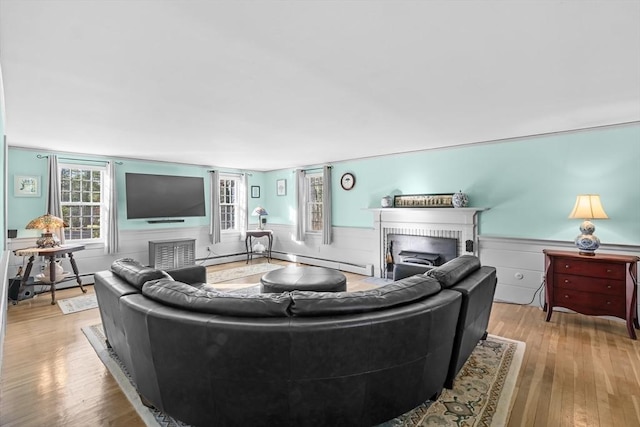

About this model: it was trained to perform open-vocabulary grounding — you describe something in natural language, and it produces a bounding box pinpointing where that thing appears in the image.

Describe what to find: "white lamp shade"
[252,206,268,216]
[568,194,608,220]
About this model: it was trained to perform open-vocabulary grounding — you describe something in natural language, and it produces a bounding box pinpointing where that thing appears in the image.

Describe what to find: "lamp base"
[574,220,600,255]
[36,232,61,248]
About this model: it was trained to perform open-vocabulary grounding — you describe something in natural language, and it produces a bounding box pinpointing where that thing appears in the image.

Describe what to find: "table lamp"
[252,206,268,230]
[26,213,68,248]
[568,194,608,256]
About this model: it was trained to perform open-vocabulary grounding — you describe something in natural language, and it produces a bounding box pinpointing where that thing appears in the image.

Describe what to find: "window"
[219,176,240,231]
[306,172,323,232]
[60,164,106,242]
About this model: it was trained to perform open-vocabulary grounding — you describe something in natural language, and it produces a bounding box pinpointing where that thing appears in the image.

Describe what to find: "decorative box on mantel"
[368,207,489,278]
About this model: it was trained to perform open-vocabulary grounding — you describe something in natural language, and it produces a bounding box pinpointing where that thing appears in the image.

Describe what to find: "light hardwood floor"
[1,260,639,426]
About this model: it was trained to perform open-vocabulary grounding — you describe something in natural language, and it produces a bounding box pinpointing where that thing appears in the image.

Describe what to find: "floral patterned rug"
[378,335,525,427]
[206,263,282,284]
[83,324,524,427]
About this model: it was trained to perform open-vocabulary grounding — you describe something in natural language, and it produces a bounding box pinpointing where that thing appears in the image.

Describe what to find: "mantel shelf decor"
[366,207,489,214]
[393,193,454,208]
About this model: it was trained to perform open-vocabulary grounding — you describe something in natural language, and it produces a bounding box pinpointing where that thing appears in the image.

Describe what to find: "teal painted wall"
[7,149,49,237]
[115,159,211,231]
[6,148,256,237]
[247,172,268,228]
[260,124,640,246]
[261,170,297,226]
[6,124,639,245]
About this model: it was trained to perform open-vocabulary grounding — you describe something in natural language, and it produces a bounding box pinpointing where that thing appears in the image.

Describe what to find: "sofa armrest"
[393,264,432,281]
[166,265,207,285]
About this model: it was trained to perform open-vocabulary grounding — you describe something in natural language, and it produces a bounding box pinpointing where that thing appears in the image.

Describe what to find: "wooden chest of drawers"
[543,250,639,339]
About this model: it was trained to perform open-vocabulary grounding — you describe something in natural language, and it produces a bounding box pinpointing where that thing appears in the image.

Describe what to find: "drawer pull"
[607,285,612,289]
[564,295,569,298]
[564,279,570,284]
[565,265,570,269]
[606,269,612,273]
[607,301,612,305]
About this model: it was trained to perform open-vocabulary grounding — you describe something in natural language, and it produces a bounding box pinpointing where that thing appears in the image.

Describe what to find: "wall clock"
[340,172,356,191]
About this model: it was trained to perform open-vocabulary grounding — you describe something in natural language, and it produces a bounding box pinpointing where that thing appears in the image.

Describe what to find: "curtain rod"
[208,170,253,177]
[293,165,332,173]
[37,154,123,165]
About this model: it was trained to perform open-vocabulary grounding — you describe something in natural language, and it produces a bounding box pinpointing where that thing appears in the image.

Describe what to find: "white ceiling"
[1,0,639,171]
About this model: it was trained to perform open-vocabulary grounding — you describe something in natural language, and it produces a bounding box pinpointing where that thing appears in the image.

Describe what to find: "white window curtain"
[294,169,305,242]
[46,154,65,245]
[322,165,332,245]
[209,170,221,244]
[239,173,248,238]
[105,161,119,254]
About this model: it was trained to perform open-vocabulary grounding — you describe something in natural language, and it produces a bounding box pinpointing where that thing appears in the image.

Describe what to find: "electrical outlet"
[206,246,211,252]
[40,265,45,272]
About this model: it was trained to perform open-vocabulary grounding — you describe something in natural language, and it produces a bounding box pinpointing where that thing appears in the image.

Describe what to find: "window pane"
[61,166,103,241]
[220,206,236,230]
[306,174,323,232]
[219,177,238,231]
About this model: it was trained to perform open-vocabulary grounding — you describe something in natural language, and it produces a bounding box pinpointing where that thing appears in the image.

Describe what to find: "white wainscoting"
[5,225,378,288]
[479,236,640,311]
[7,227,637,311]
[267,224,376,275]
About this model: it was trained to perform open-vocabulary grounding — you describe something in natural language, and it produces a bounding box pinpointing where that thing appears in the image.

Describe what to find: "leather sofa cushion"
[142,279,293,317]
[110,258,167,290]
[164,265,207,285]
[426,255,481,288]
[289,274,441,316]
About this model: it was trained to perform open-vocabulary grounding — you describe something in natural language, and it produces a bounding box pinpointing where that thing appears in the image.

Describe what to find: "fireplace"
[370,206,487,278]
[384,234,458,279]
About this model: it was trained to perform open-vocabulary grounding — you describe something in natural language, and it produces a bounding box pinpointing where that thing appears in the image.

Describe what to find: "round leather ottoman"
[261,266,347,293]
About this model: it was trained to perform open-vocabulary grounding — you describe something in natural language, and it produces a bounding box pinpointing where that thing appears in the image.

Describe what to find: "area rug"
[57,293,98,314]
[363,276,394,286]
[379,334,525,426]
[206,263,283,284]
[82,324,524,427]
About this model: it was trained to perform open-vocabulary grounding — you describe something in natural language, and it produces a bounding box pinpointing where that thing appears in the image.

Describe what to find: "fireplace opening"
[384,234,458,279]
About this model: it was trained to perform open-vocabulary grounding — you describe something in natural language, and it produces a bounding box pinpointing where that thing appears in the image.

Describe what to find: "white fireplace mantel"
[368,207,489,278]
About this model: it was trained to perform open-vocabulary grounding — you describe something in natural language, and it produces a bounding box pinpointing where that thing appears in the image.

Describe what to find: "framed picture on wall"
[276,179,287,196]
[393,193,454,208]
[251,186,260,198]
[14,175,41,197]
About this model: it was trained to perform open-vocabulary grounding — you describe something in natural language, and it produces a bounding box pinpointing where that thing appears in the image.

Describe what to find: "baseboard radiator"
[198,251,372,276]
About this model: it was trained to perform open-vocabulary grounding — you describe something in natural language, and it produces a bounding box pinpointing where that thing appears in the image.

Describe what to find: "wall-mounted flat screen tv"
[125,173,206,219]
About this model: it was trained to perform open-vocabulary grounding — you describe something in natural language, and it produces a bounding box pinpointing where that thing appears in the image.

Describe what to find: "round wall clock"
[340,172,356,191]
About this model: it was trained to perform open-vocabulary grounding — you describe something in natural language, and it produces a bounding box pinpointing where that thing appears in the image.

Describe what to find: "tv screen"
[125,173,206,219]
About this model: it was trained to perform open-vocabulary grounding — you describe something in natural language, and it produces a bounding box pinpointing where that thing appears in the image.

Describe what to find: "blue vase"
[452,190,468,208]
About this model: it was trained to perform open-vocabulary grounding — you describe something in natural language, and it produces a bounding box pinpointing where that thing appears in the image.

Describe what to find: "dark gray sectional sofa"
[94,255,496,427]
